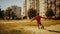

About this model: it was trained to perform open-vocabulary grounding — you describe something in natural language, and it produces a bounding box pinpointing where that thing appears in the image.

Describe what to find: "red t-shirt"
[33,16,42,23]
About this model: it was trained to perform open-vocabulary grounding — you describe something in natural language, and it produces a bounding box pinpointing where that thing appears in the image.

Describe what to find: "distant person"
[31,13,46,29]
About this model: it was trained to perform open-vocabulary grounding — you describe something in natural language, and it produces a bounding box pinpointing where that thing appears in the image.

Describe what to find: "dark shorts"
[37,22,42,25]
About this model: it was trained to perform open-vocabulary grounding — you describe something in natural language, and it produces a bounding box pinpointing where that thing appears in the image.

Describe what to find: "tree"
[45,9,55,19]
[0,8,1,11]
[0,8,2,19]
[11,12,16,20]
[1,10,4,19]
[28,8,37,19]
[5,8,12,20]
[0,8,1,18]
[0,9,4,19]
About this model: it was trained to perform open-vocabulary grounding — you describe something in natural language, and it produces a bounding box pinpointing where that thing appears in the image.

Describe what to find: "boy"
[31,13,45,29]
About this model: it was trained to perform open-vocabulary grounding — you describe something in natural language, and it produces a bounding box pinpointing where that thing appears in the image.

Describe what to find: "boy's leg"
[39,22,44,29]
[37,23,40,29]
[41,25,44,29]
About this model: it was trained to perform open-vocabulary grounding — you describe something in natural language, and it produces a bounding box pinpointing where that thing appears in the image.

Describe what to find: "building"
[23,0,27,16]
[11,6,21,18]
[6,6,21,18]
[23,0,60,19]
[29,0,39,13]
[39,0,60,18]
[46,0,60,18]
[39,0,46,17]
[23,0,39,17]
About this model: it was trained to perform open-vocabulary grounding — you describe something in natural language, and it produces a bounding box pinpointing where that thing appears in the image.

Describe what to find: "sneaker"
[41,26,44,29]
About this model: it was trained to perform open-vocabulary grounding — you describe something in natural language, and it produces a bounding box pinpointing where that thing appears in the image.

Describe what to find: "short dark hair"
[37,13,39,15]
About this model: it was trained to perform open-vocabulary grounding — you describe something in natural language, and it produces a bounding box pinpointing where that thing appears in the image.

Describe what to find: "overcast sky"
[0,0,23,10]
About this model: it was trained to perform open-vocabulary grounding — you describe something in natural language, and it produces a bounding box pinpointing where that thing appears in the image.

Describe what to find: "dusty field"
[0,20,60,34]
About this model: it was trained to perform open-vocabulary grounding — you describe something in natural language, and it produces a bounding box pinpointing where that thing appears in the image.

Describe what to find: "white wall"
[39,0,46,17]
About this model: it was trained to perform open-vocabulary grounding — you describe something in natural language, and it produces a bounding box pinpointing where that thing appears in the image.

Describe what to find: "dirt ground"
[0,20,60,34]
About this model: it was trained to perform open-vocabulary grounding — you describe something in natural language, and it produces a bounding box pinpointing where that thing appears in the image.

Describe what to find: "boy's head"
[37,13,39,16]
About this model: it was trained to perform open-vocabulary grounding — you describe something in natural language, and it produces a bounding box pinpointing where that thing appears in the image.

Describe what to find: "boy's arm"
[31,17,36,22]
[42,17,47,19]
[41,16,47,19]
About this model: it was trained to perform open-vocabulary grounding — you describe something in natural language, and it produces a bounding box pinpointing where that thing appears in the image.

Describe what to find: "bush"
[0,10,4,19]
[28,8,37,19]
[23,16,27,19]
[45,9,55,18]
[16,17,22,20]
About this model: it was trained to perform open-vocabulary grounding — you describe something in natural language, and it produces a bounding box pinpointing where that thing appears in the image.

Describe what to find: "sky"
[0,0,23,10]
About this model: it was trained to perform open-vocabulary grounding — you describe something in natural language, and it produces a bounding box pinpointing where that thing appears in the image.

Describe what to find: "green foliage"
[0,8,1,11]
[0,10,4,19]
[5,8,12,19]
[28,8,37,19]
[6,8,12,16]
[45,9,55,18]
[5,8,17,20]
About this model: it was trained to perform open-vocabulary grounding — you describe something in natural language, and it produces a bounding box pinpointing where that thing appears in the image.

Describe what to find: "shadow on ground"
[0,29,25,34]
[47,30,60,33]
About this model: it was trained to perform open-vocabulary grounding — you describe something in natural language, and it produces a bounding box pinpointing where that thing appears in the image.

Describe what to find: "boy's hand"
[42,17,47,19]
[31,19,33,22]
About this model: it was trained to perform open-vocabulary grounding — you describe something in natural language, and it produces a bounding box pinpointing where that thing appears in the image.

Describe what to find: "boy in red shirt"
[31,13,45,29]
